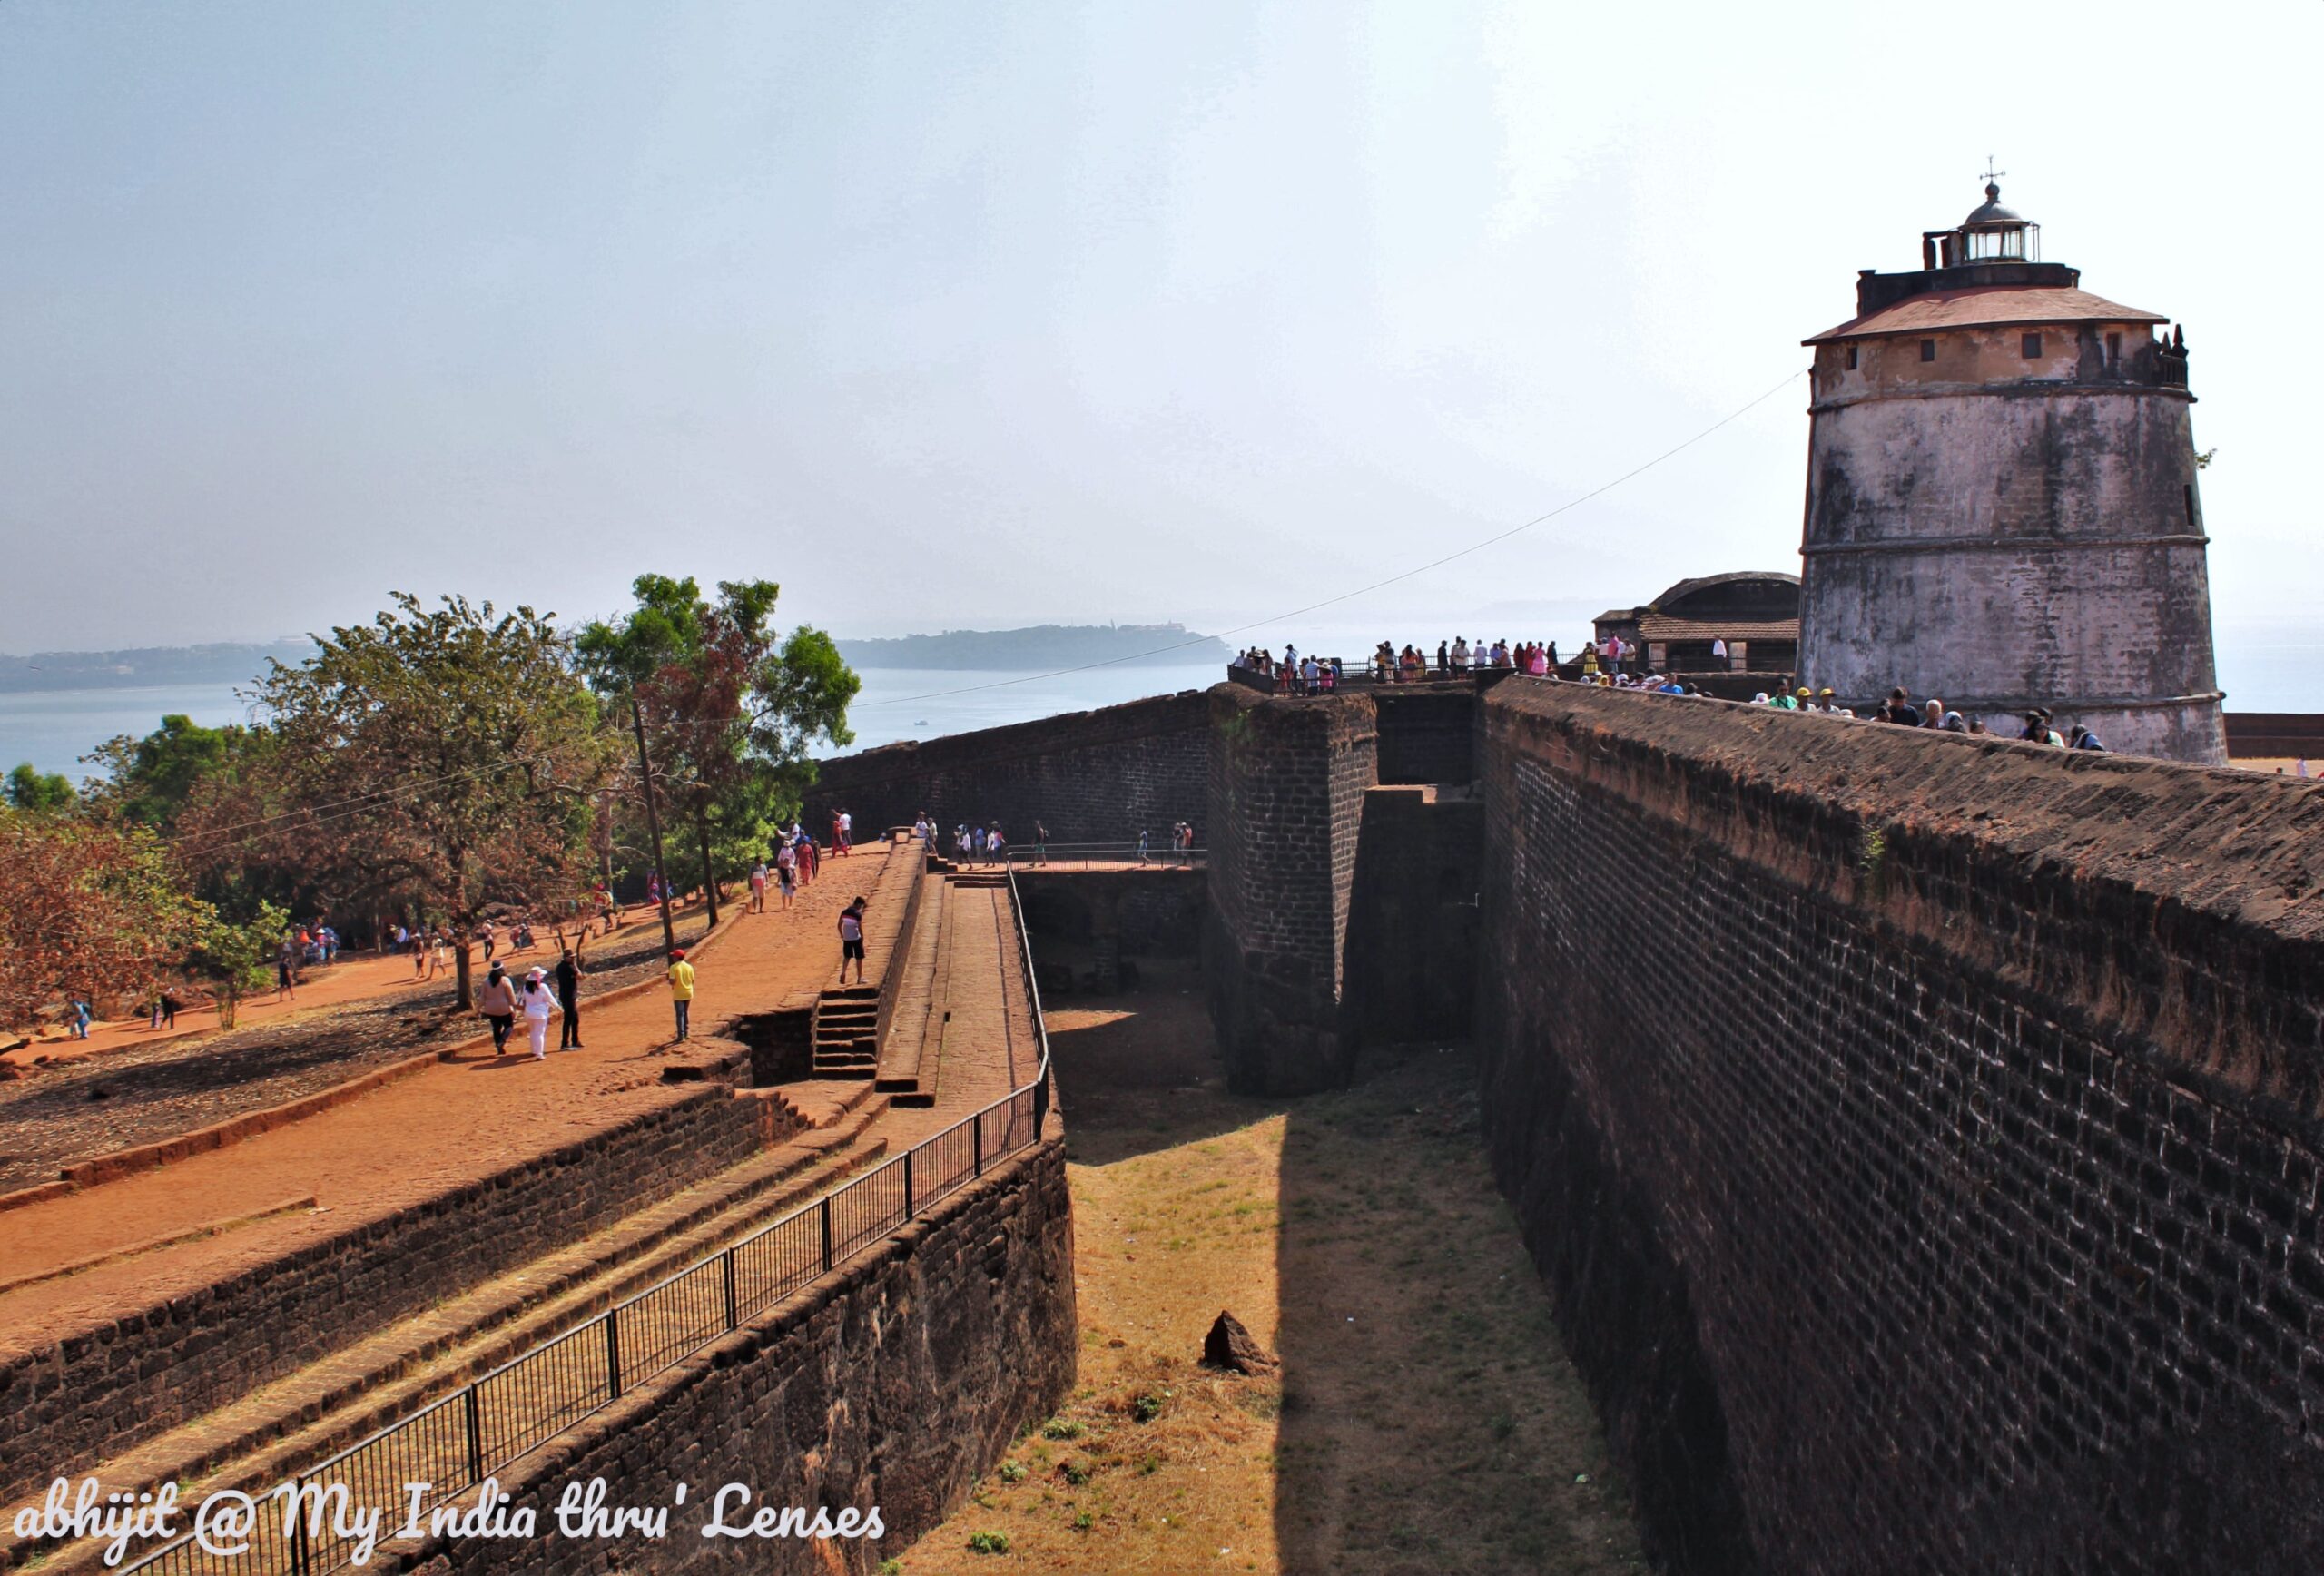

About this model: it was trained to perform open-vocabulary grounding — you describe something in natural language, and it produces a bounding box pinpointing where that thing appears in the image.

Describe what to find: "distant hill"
[0,640,313,694]
[835,624,1226,671]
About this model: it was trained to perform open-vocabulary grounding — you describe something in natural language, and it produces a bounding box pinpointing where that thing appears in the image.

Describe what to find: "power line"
[853,365,1807,709]
[162,367,1803,852]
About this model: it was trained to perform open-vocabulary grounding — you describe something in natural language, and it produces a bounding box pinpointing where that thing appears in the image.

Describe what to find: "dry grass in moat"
[896,957,1644,1576]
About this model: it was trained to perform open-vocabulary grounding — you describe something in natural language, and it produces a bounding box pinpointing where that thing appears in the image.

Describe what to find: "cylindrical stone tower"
[1796,182,2226,762]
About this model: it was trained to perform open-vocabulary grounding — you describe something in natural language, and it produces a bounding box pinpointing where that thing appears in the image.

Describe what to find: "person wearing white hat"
[519,967,561,1059]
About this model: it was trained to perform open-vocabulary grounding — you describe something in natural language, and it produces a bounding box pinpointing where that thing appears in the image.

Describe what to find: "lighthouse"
[1794,176,2226,763]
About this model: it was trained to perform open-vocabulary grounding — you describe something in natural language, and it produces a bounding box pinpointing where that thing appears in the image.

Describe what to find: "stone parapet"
[1475,675,2324,1572]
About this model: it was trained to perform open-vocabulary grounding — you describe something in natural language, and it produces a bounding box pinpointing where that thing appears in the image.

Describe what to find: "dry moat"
[904,952,1643,1575]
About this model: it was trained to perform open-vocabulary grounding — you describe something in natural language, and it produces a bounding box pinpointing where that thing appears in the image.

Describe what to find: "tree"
[186,899,290,1029]
[0,810,209,1030]
[83,714,252,830]
[578,576,858,931]
[5,763,74,813]
[190,593,612,1010]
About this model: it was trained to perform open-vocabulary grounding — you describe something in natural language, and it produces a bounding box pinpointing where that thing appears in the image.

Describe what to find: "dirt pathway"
[0,843,907,1354]
[899,957,1645,1576]
[4,898,714,1069]
[0,906,723,1189]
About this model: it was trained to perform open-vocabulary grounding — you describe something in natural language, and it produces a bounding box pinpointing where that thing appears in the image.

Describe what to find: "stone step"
[10,1099,891,1576]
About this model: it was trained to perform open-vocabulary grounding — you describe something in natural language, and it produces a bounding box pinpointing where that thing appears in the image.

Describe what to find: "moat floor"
[900,957,1645,1576]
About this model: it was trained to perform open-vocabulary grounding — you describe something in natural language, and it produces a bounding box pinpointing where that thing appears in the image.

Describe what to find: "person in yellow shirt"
[666,948,696,1042]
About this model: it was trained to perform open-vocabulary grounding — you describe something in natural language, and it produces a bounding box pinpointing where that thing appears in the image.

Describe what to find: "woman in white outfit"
[520,967,561,1059]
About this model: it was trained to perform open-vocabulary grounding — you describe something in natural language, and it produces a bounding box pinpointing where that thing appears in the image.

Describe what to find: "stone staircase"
[5,1082,891,1576]
[809,985,881,1079]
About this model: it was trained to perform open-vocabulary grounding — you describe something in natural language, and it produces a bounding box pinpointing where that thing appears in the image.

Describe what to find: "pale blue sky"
[2,1,2317,655]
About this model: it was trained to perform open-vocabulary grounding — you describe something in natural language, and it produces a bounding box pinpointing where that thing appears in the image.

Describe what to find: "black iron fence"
[999,842,1206,869]
[116,869,1057,1576]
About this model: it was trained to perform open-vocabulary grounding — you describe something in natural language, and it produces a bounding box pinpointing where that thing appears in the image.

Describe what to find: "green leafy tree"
[83,714,252,830]
[578,576,858,931]
[5,763,74,813]
[186,898,290,1029]
[183,593,613,1009]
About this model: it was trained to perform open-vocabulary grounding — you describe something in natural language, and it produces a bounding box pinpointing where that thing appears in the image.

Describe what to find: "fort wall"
[1342,785,1483,1049]
[1201,686,1376,1094]
[803,691,1209,843]
[0,1089,784,1502]
[1476,677,2324,1572]
[1372,685,1478,785]
[399,1138,1077,1575]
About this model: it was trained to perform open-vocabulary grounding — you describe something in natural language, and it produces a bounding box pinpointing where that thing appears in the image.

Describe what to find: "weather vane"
[1981,155,2006,187]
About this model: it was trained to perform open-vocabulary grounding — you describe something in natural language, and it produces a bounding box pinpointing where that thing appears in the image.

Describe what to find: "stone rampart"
[1372,685,1478,785]
[1477,676,2324,1573]
[1201,686,1375,1094]
[803,691,1208,843]
[0,1089,784,1503]
[399,1137,1077,1575]
[1342,785,1482,1047]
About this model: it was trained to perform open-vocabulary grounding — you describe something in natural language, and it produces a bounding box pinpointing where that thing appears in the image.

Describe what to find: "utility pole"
[630,695,677,953]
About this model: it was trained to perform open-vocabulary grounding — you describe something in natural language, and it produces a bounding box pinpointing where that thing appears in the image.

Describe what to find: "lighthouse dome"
[1964,182,2024,229]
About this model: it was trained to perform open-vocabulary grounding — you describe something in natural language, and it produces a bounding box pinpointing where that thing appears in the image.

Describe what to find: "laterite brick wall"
[401,1138,1078,1575]
[1477,677,2324,1574]
[803,692,1209,844]
[1372,685,1478,784]
[1202,686,1375,1094]
[0,1089,782,1503]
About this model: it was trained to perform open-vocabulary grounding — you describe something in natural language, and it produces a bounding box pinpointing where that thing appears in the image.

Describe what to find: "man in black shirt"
[555,948,583,1049]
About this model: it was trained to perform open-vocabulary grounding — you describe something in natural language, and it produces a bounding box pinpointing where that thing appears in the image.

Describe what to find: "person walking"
[1137,828,1151,863]
[69,998,92,1039]
[987,824,1006,864]
[837,809,852,855]
[520,968,560,1059]
[555,947,583,1049]
[276,939,299,1001]
[775,842,797,910]
[666,948,695,1043]
[478,921,497,963]
[476,963,519,1054]
[1033,820,1049,866]
[837,897,869,986]
[749,859,769,913]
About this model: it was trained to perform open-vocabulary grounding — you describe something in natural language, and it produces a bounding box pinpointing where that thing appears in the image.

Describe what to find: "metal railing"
[1227,658,1521,692]
[119,881,1059,1576]
[996,841,1206,870]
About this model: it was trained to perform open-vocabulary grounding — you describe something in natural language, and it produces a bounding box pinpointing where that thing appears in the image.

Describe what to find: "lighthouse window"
[2021,333,2043,359]
[1846,345,1858,370]
[1919,339,1936,362]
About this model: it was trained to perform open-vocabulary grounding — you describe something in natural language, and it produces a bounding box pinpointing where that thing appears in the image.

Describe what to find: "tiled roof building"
[1594,571,1799,675]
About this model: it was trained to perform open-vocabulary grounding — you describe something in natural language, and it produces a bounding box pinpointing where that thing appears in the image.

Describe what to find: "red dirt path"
[3,899,713,1071]
[0,842,908,1355]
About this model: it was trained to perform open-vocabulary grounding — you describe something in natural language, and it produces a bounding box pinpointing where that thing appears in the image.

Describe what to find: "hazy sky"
[3,1,2317,653]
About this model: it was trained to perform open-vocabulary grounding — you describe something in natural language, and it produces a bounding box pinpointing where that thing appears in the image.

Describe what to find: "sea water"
[0,665,1229,781]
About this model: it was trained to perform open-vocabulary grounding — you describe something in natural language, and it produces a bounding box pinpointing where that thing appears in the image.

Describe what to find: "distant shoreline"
[0,624,1230,692]
[0,641,310,694]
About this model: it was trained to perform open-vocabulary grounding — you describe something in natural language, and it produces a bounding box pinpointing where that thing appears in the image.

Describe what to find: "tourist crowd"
[1231,636,1569,694]
[1230,637,2122,751]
